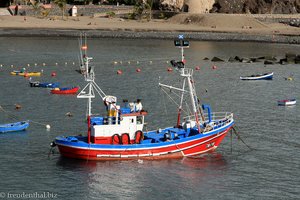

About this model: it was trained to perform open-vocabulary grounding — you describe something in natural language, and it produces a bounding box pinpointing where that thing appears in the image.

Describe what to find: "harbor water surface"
[0,37,299,200]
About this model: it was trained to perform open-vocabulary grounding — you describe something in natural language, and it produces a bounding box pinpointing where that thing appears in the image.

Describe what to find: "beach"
[0,13,300,43]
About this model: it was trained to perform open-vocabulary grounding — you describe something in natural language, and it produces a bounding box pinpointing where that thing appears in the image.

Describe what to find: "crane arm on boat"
[159,83,188,93]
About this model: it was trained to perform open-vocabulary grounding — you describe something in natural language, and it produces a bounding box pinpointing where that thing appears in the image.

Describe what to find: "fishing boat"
[11,70,42,77]
[0,121,29,133]
[51,36,234,161]
[278,98,296,106]
[29,81,60,88]
[50,87,79,94]
[240,72,273,80]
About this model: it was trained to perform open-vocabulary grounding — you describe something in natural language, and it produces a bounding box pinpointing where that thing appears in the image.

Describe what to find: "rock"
[264,60,274,65]
[279,58,287,65]
[241,58,251,63]
[159,0,214,13]
[286,53,296,64]
[159,0,185,12]
[295,55,300,64]
[210,0,300,14]
[228,57,236,62]
[211,56,224,62]
[184,0,215,13]
[234,56,242,62]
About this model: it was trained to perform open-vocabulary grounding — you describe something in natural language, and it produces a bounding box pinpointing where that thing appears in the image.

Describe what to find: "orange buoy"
[117,70,123,75]
[195,66,200,70]
[182,59,186,64]
[212,65,217,70]
[51,72,56,77]
[136,68,141,73]
[167,67,173,72]
[23,72,28,77]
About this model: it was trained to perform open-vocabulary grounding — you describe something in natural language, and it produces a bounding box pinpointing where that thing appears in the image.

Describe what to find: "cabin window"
[137,116,143,124]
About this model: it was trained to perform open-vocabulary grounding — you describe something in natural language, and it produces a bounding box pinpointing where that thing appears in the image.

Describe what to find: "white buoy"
[43,63,46,66]
[34,63,37,66]
[27,64,30,67]
[46,124,51,129]
[138,159,143,164]
[55,63,58,66]
[73,62,75,65]
[65,62,67,65]
[113,61,118,64]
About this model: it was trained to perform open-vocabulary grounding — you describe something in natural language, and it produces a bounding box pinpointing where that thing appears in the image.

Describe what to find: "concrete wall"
[16,4,132,17]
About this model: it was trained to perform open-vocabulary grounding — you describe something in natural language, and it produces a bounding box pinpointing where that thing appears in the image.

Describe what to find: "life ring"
[111,134,121,145]
[121,133,130,145]
[134,130,144,144]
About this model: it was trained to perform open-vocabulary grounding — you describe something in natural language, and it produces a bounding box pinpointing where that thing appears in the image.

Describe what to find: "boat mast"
[77,34,107,143]
[174,35,190,128]
[173,35,202,132]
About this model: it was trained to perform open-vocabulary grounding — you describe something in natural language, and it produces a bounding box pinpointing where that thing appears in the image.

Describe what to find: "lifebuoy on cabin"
[111,134,121,145]
[121,133,130,145]
[135,130,144,144]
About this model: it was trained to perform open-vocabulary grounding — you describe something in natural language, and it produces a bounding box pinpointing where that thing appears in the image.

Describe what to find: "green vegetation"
[54,0,67,19]
[130,0,153,20]
[106,11,115,18]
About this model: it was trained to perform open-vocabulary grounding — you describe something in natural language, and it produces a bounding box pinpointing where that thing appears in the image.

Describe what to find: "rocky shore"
[1,28,300,44]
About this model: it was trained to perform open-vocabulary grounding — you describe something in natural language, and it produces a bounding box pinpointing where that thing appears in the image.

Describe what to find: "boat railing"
[183,112,233,124]
[180,68,193,77]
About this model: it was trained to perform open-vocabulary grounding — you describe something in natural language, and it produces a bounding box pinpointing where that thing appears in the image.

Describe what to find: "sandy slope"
[0,14,299,36]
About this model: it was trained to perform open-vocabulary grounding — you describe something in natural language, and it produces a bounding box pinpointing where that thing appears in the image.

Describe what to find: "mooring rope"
[232,126,252,150]
[0,105,50,129]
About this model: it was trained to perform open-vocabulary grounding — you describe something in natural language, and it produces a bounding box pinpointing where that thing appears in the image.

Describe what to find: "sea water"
[0,37,299,200]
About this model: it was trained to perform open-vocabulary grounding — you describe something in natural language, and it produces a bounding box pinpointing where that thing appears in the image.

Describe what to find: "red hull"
[56,127,231,161]
[51,87,79,94]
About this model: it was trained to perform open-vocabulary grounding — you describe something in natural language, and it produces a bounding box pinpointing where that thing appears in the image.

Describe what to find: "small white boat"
[278,99,296,106]
[240,72,273,80]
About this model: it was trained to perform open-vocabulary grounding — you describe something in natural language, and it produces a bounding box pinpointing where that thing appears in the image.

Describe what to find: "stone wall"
[15,4,132,17]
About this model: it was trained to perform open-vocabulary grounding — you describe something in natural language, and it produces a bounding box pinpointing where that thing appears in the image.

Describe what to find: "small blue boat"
[0,121,29,133]
[240,72,273,80]
[29,81,60,88]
